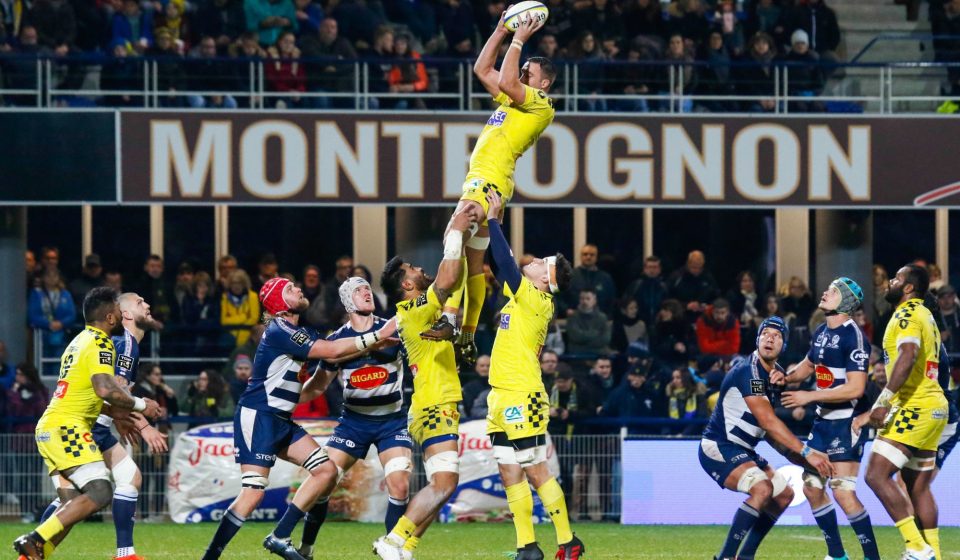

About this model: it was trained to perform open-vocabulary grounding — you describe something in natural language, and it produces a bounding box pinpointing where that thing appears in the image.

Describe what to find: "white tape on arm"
[132,397,146,412]
[443,231,463,260]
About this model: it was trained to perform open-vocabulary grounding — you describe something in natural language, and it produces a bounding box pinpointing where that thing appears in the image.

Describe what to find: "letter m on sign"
[150,121,232,198]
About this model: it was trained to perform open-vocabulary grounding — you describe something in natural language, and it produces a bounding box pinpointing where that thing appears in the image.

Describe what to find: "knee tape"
[110,455,140,491]
[465,234,490,250]
[50,474,64,490]
[493,445,519,465]
[828,476,858,491]
[736,466,769,494]
[68,461,111,491]
[871,439,909,469]
[241,471,269,490]
[904,455,936,472]
[424,450,459,481]
[82,478,115,508]
[303,447,330,472]
[515,445,547,467]
[770,471,788,498]
[383,456,413,478]
[802,471,826,490]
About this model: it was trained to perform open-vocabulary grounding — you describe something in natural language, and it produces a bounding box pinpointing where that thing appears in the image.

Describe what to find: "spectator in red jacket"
[694,298,740,357]
[264,30,305,107]
[387,32,428,110]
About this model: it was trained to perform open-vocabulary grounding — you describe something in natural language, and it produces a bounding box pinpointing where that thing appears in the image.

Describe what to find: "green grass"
[1,521,958,559]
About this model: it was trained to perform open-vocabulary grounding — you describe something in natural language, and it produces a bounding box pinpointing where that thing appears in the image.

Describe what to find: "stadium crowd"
[0,0,847,111]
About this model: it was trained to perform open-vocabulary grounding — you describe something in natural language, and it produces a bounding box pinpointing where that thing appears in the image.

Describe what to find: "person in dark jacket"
[299,17,358,109]
[667,250,720,323]
[548,369,597,511]
[781,28,824,113]
[650,298,696,368]
[623,255,667,328]
[100,39,144,107]
[782,0,839,59]
[599,363,663,430]
[7,363,49,521]
[563,245,618,316]
[460,354,491,418]
[727,270,761,354]
[733,30,777,112]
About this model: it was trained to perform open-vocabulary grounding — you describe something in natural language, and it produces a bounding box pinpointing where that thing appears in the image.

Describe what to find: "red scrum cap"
[259,277,291,316]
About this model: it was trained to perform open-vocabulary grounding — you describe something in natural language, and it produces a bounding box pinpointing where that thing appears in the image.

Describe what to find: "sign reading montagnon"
[121,112,958,207]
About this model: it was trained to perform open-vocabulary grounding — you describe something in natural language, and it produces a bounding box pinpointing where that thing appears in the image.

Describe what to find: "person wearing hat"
[772,277,878,560]
[201,277,396,560]
[68,254,105,315]
[228,354,253,404]
[783,28,824,113]
[700,316,834,560]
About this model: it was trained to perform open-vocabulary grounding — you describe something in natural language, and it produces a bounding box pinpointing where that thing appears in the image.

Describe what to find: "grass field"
[1,521,958,559]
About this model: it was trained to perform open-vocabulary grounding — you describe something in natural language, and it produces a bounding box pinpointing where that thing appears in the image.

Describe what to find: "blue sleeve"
[488,219,522,293]
[734,366,767,399]
[27,291,49,329]
[844,326,869,373]
[806,324,822,363]
[269,325,319,361]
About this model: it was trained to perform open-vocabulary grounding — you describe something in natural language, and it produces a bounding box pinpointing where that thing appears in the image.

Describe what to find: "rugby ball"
[503,1,549,33]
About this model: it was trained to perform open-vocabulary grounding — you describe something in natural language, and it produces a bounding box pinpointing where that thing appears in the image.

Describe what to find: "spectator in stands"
[460,354,491,418]
[299,264,329,329]
[650,298,695,367]
[585,356,618,406]
[25,251,38,288]
[665,0,709,48]
[938,284,959,353]
[928,262,946,293]
[216,254,239,296]
[851,306,874,342]
[715,0,744,56]
[183,271,221,354]
[1,25,45,107]
[566,288,612,355]
[783,0,839,62]
[104,269,124,292]
[542,0,572,47]
[155,0,187,45]
[780,275,815,326]
[608,38,657,112]
[227,353,253,403]
[101,39,144,107]
[599,361,662,422]
[861,358,886,411]
[540,349,561,393]
[359,24,394,106]
[665,366,706,434]
[227,31,266,106]
[220,269,260,346]
[734,30,777,112]
[564,243,616,316]
[253,252,278,292]
[695,29,737,112]
[181,368,234,427]
[662,32,695,111]
[782,28,823,112]
[727,270,759,354]
[611,298,647,353]
[667,249,719,322]
[623,0,666,47]
[7,363,48,521]
[623,255,666,328]
[133,363,179,430]
[437,0,475,57]
[244,0,296,46]
[136,254,171,323]
[386,32,429,109]
[572,0,623,42]
[293,0,322,38]
[193,0,247,49]
[147,27,187,106]
[26,0,75,54]
[0,341,14,390]
[324,254,353,325]
[170,261,195,324]
[544,317,566,356]
[222,323,265,379]
[186,35,240,109]
[567,30,608,112]
[695,297,740,358]
[264,31,306,107]
[299,17,358,109]
[68,254,103,314]
[331,0,385,46]
[549,368,596,508]
[112,0,154,51]
[746,0,785,41]
[28,270,76,374]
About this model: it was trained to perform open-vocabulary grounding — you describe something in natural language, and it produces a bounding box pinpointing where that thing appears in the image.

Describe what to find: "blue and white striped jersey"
[239,318,319,417]
[96,328,141,428]
[703,353,782,451]
[325,316,404,418]
[807,319,870,420]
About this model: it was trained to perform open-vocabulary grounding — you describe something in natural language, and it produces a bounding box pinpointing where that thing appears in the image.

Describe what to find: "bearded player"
[422,13,556,368]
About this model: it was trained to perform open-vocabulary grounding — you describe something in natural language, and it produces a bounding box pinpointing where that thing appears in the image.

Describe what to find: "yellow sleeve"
[84,341,116,379]
[494,86,546,109]
[894,316,923,350]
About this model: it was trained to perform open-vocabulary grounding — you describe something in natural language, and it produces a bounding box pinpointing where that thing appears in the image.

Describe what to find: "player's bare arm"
[782,370,866,407]
[130,411,169,453]
[299,368,338,403]
[432,211,473,303]
[307,318,398,360]
[92,372,162,419]
[499,15,545,103]
[773,357,814,385]
[745,394,834,478]
[473,11,509,96]
[868,341,918,428]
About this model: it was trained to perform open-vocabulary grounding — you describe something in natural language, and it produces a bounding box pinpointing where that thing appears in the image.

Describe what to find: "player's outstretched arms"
[433,212,473,301]
[92,373,162,419]
[745,394,835,478]
[485,192,522,293]
[474,10,509,96]
[299,369,338,403]
[308,319,399,360]
[783,371,866,407]
[499,15,546,103]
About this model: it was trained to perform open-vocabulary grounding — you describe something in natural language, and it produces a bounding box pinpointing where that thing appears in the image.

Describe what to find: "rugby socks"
[848,509,880,560]
[40,498,60,523]
[112,488,138,555]
[273,504,305,540]
[299,497,329,554]
[719,503,759,559]
[402,536,421,553]
[812,503,845,558]
[895,516,926,552]
[388,515,417,545]
[535,478,573,545]
[385,495,408,533]
[202,508,245,560]
[462,273,486,333]
[35,512,64,542]
[922,528,940,560]
[737,511,779,560]
[506,482,536,548]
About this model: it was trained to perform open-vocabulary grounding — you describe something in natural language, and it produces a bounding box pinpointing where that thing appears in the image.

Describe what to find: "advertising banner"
[121,112,960,208]
[621,439,960,526]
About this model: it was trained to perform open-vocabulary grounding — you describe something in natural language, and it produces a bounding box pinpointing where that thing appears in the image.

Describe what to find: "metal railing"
[3,54,960,114]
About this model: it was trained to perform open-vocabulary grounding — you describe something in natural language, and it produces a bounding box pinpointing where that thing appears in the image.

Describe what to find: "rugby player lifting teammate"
[422,12,556,366]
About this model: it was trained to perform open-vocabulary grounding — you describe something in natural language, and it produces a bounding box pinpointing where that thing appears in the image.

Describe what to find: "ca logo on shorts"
[504,406,524,424]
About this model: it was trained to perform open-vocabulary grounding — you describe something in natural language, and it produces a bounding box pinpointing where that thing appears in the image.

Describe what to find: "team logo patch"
[850,349,868,367]
[53,380,68,399]
[291,330,310,346]
[499,313,511,330]
[829,335,841,348]
[925,361,939,380]
[504,405,524,424]
[487,110,506,127]
[350,366,390,390]
[932,408,947,420]
[36,431,50,443]
[117,354,134,370]
[815,365,835,389]
[99,351,113,365]
[749,379,766,395]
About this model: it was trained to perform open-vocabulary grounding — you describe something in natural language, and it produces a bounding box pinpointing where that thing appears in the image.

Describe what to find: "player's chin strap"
[544,256,559,294]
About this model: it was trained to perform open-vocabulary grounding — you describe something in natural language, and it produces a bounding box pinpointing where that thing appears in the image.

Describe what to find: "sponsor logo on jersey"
[925,361,939,380]
[53,380,68,399]
[750,379,766,395]
[487,110,506,127]
[932,408,947,420]
[499,313,511,330]
[816,365,835,388]
[117,354,134,371]
[291,330,310,346]
[36,431,50,443]
[850,348,869,367]
[829,335,841,349]
[99,351,114,365]
[504,405,524,424]
[349,365,390,390]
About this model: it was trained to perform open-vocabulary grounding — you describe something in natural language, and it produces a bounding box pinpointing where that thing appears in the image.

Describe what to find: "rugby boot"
[554,535,585,560]
[454,330,478,369]
[420,316,457,342]
[13,532,45,560]
[263,534,307,560]
[516,542,545,560]
[372,536,411,560]
[296,548,313,560]
[900,545,936,560]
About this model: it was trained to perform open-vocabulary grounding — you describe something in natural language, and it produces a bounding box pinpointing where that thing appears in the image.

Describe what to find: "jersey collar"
[85,325,109,337]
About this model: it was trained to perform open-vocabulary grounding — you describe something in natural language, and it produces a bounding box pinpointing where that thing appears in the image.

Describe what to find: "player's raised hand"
[806,449,835,478]
[780,390,812,408]
[141,424,169,454]
[485,190,502,221]
[514,13,545,42]
[851,412,870,436]
[768,370,786,386]
[141,397,162,420]
[496,9,510,35]
[450,209,473,232]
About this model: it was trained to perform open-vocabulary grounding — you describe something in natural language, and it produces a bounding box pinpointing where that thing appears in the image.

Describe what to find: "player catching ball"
[422,9,556,367]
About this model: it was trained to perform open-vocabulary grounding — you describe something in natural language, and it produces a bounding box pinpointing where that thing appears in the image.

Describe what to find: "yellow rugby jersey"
[466,84,555,199]
[489,277,555,393]
[40,326,116,427]
[882,298,947,409]
[395,285,461,410]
